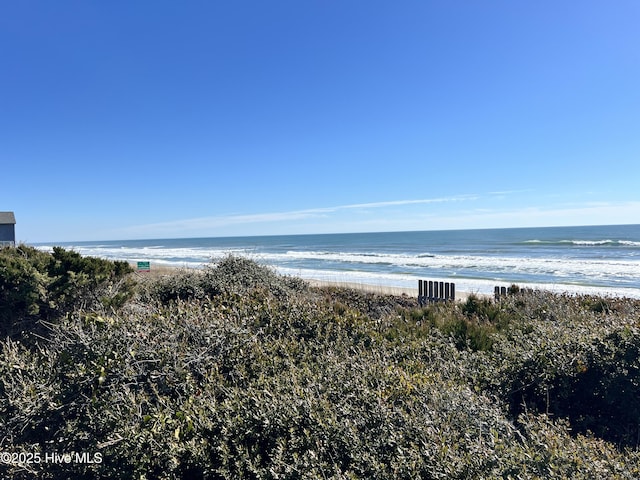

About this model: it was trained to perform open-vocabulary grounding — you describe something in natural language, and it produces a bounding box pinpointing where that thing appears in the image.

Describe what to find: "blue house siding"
[0,212,16,246]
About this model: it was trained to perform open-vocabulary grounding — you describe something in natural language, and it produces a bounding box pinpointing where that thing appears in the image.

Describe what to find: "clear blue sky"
[2,1,639,242]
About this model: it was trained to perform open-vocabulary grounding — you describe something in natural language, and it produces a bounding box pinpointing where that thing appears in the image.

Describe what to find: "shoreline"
[132,263,481,302]
[132,262,640,301]
[305,279,482,302]
[39,224,640,301]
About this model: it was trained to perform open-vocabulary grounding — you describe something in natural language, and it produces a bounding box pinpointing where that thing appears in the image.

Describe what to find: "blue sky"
[2,1,639,242]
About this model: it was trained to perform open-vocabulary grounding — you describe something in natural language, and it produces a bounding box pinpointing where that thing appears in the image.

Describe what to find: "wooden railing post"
[494,286,511,301]
[418,280,456,304]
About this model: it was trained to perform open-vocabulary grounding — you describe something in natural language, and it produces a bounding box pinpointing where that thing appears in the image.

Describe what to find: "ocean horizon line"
[31,224,640,299]
[33,222,640,246]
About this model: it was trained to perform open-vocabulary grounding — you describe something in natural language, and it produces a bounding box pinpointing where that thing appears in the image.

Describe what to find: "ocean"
[37,224,640,299]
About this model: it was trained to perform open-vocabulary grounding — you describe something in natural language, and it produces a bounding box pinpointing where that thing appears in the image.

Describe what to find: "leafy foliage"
[138,255,307,304]
[474,291,640,447]
[1,254,639,478]
[0,245,134,339]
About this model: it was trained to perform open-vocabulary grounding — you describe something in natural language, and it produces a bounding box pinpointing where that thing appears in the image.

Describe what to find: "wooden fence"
[494,286,535,301]
[418,280,455,305]
[417,282,536,304]
[494,286,508,301]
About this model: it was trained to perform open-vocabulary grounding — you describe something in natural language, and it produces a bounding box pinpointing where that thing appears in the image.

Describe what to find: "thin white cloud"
[121,194,482,236]
[422,201,640,230]
[333,195,479,210]
[117,193,640,239]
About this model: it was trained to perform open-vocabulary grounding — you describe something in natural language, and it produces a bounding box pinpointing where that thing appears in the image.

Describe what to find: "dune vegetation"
[1,245,639,479]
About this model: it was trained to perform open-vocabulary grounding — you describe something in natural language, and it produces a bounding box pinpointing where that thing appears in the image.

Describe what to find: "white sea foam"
[38,244,639,281]
[262,250,639,281]
[34,231,640,299]
[524,238,640,247]
[40,245,249,263]
[276,267,640,299]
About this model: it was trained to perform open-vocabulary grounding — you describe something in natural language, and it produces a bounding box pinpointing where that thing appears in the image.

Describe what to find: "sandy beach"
[67,225,639,301]
[134,263,478,302]
[305,279,480,302]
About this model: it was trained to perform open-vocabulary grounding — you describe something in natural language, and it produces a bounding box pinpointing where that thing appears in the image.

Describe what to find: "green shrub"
[46,246,134,312]
[462,293,505,323]
[141,255,308,305]
[474,291,640,448]
[2,255,640,478]
[139,269,206,303]
[0,246,51,336]
[0,245,134,339]
[393,297,505,352]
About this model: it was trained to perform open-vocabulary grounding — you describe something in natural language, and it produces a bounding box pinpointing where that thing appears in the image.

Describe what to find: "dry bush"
[1,255,639,479]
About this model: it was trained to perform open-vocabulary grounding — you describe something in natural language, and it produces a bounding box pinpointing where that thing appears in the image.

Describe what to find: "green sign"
[137,261,150,272]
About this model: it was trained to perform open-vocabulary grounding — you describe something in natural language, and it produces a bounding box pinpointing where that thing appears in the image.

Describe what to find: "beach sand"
[306,279,477,302]
[132,263,478,302]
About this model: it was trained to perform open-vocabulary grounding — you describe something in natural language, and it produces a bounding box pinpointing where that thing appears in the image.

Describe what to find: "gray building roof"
[0,212,16,224]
